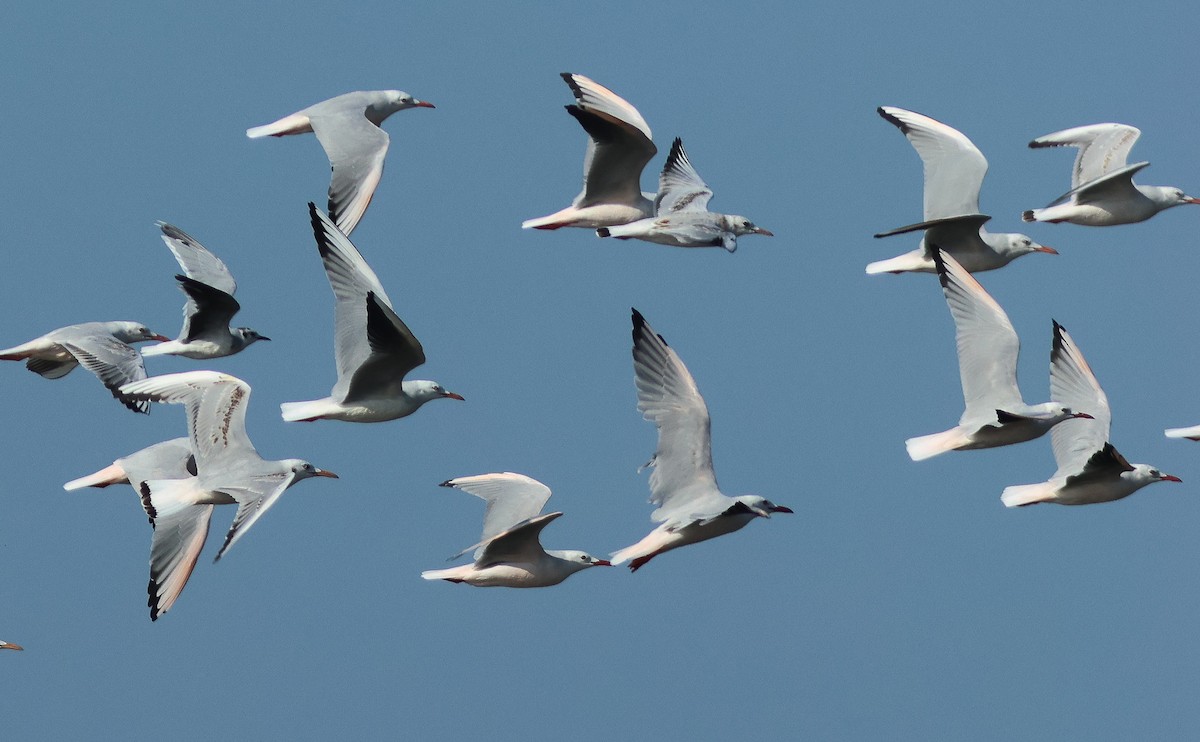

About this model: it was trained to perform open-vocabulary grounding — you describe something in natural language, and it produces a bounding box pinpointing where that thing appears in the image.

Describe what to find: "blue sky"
[4,2,1200,739]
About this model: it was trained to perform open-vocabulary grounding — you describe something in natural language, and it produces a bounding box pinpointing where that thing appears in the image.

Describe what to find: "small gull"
[141,222,269,359]
[596,138,773,252]
[611,310,792,571]
[421,472,611,587]
[522,73,658,230]
[120,371,338,569]
[280,203,463,423]
[870,106,1054,274]
[247,90,434,235]
[1023,123,1200,226]
[0,322,168,413]
[1001,322,1180,507]
[905,247,1092,461]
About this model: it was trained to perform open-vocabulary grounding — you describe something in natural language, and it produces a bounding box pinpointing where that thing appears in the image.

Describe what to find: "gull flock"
[2,73,1198,637]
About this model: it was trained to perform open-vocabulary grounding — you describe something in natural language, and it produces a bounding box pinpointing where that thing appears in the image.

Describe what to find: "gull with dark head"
[247,89,435,235]
[142,222,268,360]
[1001,323,1180,507]
[0,321,168,413]
[522,73,658,230]
[905,247,1092,461]
[1024,123,1200,226]
[611,310,792,572]
[422,472,611,587]
[596,138,773,252]
[281,204,463,423]
[870,106,1054,274]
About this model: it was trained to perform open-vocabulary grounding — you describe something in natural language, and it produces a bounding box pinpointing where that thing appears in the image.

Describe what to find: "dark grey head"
[233,327,270,349]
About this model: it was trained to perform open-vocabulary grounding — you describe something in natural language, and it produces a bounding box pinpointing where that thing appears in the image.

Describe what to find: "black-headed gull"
[120,371,338,565]
[596,138,773,251]
[1023,123,1200,226]
[422,473,611,587]
[142,223,269,360]
[0,641,22,651]
[65,437,200,620]
[906,247,1092,461]
[522,73,658,230]
[611,310,792,572]
[1001,322,1180,507]
[0,322,168,413]
[247,90,435,235]
[281,204,463,423]
[871,106,1054,274]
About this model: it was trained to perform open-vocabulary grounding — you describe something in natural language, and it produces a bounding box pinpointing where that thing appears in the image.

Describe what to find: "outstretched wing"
[440,473,553,560]
[655,138,713,214]
[562,73,657,209]
[1049,321,1110,476]
[1029,123,1141,189]
[878,106,987,220]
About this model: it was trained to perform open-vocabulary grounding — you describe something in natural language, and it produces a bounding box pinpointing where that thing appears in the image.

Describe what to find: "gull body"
[247,90,434,235]
[1024,123,1200,226]
[422,473,610,587]
[611,310,792,572]
[141,223,268,360]
[522,73,657,230]
[871,107,1053,274]
[905,248,1090,461]
[280,204,463,423]
[0,321,168,412]
[597,138,772,252]
[1001,323,1180,507]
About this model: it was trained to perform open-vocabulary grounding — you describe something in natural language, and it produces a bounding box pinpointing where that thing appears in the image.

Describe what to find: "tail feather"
[64,462,128,491]
[1165,425,1200,441]
[905,428,972,462]
[280,399,330,422]
[246,113,312,138]
[1000,482,1056,508]
[866,253,928,275]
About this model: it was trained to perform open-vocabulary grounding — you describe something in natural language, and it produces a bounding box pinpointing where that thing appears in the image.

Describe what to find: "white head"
[721,215,774,238]
[232,327,271,350]
[1149,186,1200,210]
[404,380,466,406]
[1127,463,1182,488]
[109,322,169,345]
[734,494,794,518]
[284,459,339,482]
[547,549,613,574]
[382,90,435,112]
[997,233,1057,260]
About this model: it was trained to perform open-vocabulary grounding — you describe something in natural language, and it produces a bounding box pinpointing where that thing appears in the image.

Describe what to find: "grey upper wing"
[213,472,296,561]
[878,106,987,220]
[309,110,390,235]
[440,473,553,560]
[561,74,657,208]
[59,334,150,413]
[1049,321,1111,476]
[655,138,713,214]
[157,222,237,295]
[631,309,727,523]
[475,512,563,566]
[1029,123,1141,189]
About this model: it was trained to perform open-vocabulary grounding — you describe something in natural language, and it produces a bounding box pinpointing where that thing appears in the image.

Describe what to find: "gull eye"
[1151,469,1161,477]
[580,555,588,561]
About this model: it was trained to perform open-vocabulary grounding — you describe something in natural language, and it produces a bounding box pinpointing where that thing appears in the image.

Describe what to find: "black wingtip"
[139,481,157,522]
[1021,210,1036,222]
[876,106,907,133]
[147,578,162,621]
[596,227,611,238]
[438,479,455,488]
[928,244,950,287]
[560,72,583,99]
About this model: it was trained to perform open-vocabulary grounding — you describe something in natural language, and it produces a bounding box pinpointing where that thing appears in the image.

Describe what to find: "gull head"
[736,495,794,518]
[1159,187,1200,209]
[287,460,339,482]
[998,233,1057,260]
[408,380,466,405]
[384,90,435,111]
[723,215,774,238]
[233,327,271,348]
[1129,464,1182,487]
[549,550,613,572]
[111,322,170,344]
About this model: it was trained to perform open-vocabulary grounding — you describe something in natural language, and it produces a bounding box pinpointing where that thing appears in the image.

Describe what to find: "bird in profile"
[1023,123,1200,226]
[280,203,463,423]
[870,106,1054,274]
[611,310,792,572]
[904,247,1092,461]
[247,89,435,235]
[1001,322,1180,507]
[522,73,658,230]
[0,322,168,412]
[119,371,338,618]
[422,472,611,587]
[141,222,269,360]
[596,138,773,251]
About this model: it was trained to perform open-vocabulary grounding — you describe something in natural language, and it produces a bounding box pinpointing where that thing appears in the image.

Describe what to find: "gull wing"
[157,222,237,295]
[631,309,728,524]
[655,138,713,214]
[1049,321,1111,476]
[213,472,297,561]
[175,275,241,341]
[59,333,150,413]
[309,110,390,235]
[930,247,1023,425]
[562,73,657,209]
[475,512,563,566]
[440,473,553,560]
[1048,161,1151,206]
[139,480,213,621]
[1029,123,1141,189]
[878,106,987,220]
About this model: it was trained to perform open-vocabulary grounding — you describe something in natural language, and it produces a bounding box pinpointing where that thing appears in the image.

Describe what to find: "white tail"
[904,428,971,462]
[280,399,331,422]
[245,113,312,139]
[520,208,573,230]
[63,462,127,490]
[865,254,923,275]
[1165,425,1200,441]
[1000,482,1056,508]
